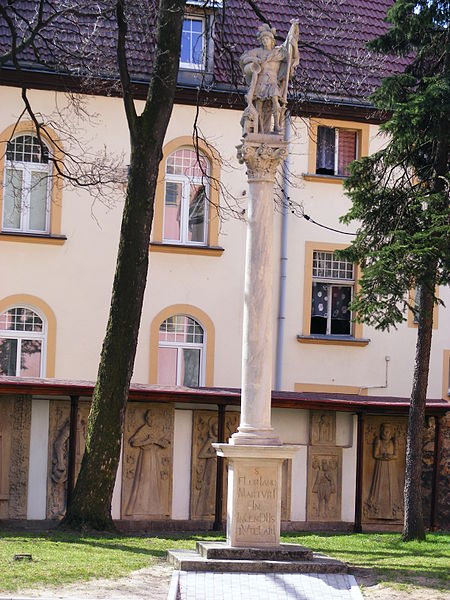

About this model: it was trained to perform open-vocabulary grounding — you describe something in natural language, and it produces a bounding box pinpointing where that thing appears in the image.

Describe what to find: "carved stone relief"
[0,396,31,519]
[121,403,174,520]
[190,410,240,519]
[362,417,407,523]
[310,411,336,446]
[307,447,342,521]
[74,402,90,480]
[47,400,70,519]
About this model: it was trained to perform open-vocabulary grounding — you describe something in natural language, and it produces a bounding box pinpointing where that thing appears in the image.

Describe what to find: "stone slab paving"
[169,571,363,600]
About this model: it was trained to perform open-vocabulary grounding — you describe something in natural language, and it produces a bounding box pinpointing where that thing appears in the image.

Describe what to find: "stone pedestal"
[214,444,298,547]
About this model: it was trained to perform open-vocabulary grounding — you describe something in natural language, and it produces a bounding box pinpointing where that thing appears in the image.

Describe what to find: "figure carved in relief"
[312,458,336,517]
[51,419,69,484]
[125,409,170,516]
[365,423,403,519]
[239,20,299,135]
[318,414,332,443]
[195,417,218,516]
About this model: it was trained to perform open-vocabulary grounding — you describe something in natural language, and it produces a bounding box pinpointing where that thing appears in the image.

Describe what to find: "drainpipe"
[275,112,290,391]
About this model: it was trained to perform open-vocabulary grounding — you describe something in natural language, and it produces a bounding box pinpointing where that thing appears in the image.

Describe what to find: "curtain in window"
[337,130,357,176]
[316,127,335,175]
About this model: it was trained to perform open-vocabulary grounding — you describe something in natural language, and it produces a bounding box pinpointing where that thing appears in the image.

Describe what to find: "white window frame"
[0,306,47,377]
[2,136,52,234]
[158,315,206,387]
[163,150,209,246]
[311,252,355,336]
[317,126,359,177]
[180,16,206,70]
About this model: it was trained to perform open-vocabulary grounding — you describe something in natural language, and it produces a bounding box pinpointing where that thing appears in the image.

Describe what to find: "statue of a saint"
[240,20,299,136]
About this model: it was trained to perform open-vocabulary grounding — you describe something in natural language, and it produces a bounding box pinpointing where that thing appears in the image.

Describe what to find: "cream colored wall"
[27,399,50,519]
[1,86,449,398]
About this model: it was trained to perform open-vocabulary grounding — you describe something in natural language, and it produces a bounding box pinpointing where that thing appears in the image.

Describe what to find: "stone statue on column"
[240,20,299,136]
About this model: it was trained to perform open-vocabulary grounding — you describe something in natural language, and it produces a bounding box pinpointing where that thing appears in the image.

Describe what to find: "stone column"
[214,133,298,548]
[231,134,288,447]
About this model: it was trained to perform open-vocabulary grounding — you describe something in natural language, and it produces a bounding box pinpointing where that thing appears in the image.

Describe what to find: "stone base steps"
[167,542,347,574]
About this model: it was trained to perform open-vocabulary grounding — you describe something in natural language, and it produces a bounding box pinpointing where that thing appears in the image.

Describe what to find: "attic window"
[180,17,205,70]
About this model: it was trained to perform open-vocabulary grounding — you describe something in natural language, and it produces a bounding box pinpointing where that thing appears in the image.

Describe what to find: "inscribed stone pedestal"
[121,403,174,519]
[362,416,407,524]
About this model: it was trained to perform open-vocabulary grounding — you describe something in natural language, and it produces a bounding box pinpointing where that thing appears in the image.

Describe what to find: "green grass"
[283,532,450,592]
[0,530,448,593]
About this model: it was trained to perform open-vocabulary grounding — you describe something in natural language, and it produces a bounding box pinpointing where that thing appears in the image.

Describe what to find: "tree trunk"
[402,277,435,541]
[61,0,185,530]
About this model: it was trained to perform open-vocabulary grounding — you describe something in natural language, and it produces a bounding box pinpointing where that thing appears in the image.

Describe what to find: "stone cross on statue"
[240,20,299,136]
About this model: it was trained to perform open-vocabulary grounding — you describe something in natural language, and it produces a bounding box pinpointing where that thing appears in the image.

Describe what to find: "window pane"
[29,171,48,231]
[163,181,182,241]
[310,282,328,335]
[159,315,204,344]
[188,184,206,243]
[181,348,200,387]
[0,338,18,375]
[337,130,357,176]
[180,28,191,64]
[191,30,203,66]
[316,127,335,175]
[330,286,351,335]
[20,339,42,377]
[0,307,43,332]
[3,168,23,229]
[157,346,178,385]
[312,251,353,281]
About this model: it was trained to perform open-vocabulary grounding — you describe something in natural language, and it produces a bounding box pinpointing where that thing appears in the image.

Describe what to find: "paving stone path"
[170,571,363,600]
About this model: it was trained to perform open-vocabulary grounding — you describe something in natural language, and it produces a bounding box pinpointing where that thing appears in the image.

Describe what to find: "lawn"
[0,530,448,593]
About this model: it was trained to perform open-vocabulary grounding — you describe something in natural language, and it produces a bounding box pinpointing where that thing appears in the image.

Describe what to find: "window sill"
[303,173,347,185]
[150,242,224,256]
[0,232,67,245]
[297,334,370,347]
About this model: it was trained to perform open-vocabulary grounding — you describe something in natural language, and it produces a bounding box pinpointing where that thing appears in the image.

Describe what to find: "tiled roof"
[0,0,407,102]
[0,377,448,414]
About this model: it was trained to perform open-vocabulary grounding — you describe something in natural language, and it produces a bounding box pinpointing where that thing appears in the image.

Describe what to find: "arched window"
[157,314,205,387]
[0,306,46,377]
[163,148,209,245]
[2,134,52,233]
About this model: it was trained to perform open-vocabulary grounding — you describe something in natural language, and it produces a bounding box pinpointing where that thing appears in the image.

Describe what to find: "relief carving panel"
[0,396,31,519]
[307,446,342,521]
[191,410,240,519]
[362,417,407,523]
[121,403,174,519]
[46,400,90,519]
[310,411,336,446]
[47,400,70,519]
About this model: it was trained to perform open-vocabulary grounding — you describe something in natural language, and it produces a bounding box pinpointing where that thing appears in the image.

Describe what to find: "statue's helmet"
[257,23,276,44]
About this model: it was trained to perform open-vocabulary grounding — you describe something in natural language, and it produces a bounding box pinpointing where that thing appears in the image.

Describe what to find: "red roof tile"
[0,0,407,103]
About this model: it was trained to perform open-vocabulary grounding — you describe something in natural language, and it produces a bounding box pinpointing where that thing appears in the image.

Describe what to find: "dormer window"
[180,17,205,70]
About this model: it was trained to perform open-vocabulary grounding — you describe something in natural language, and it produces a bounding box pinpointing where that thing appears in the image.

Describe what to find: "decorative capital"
[236,138,288,182]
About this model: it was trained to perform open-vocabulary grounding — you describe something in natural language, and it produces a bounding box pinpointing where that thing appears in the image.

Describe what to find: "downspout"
[275,112,290,391]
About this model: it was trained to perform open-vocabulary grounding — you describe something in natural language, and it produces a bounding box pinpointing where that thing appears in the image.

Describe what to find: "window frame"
[152,136,222,256]
[315,126,359,177]
[0,123,65,243]
[305,118,369,184]
[407,285,439,329]
[2,136,52,234]
[149,304,215,385]
[299,242,367,346]
[180,16,206,70]
[0,305,47,378]
[162,151,210,246]
[158,314,206,387]
[442,350,450,400]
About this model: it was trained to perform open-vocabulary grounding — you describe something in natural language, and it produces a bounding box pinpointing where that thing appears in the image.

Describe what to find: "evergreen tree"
[340,0,449,540]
